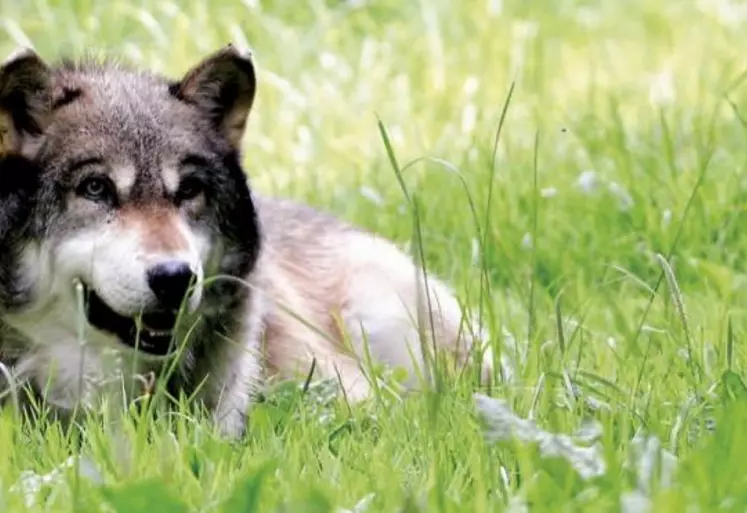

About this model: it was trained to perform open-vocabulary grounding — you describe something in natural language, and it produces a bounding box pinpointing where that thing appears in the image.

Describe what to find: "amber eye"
[77,176,113,203]
[176,177,203,203]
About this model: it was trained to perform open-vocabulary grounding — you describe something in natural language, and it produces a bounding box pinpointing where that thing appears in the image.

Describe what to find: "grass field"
[3,0,747,511]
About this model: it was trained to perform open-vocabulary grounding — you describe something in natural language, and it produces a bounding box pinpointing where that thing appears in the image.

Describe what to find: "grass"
[2,0,747,510]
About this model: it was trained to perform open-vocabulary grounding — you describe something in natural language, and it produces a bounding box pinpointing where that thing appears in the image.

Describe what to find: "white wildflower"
[336,493,376,513]
[696,0,747,28]
[359,186,384,206]
[474,393,606,480]
[11,456,103,508]
[586,396,612,412]
[506,494,529,513]
[648,68,676,107]
[576,170,599,194]
[521,232,533,250]
[292,125,313,164]
[662,209,673,227]
[462,76,480,97]
[574,420,604,444]
[632,434,679,488]
[319,52,337,70]
[512,21,538,41]
[467,147,479,163]
[487,0,503,16]
[382,123,405,147]
[621,490,651,513]
[461,103,477,133]
[608,181,634,211]
[540,187,558,198]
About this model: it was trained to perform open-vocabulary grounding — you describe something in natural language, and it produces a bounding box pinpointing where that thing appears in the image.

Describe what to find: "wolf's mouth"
[82,285,180,357]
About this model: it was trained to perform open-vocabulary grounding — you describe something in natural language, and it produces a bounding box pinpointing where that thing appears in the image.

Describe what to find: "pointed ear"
[171,44,257,150]
[0,47,52,155]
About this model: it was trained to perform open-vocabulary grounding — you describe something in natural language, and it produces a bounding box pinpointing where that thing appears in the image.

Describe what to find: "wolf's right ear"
[171,44,256,151]
[0,47,52,156]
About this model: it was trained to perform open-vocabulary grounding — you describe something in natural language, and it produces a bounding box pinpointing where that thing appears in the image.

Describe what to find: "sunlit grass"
[2,0,747,511]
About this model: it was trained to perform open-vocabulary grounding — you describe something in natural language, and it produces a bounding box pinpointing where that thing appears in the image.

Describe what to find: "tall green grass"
[2,0,747,511]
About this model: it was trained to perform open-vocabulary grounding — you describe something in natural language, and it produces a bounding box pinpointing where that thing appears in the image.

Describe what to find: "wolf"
[0,44,491,439]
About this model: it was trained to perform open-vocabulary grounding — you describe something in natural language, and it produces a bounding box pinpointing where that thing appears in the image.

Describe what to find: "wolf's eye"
[77,176,112,203]
[176,177,203,203]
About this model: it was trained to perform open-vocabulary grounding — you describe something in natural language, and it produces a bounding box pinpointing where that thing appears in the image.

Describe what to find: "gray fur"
[0,45,490,439]
[0,45,262,437]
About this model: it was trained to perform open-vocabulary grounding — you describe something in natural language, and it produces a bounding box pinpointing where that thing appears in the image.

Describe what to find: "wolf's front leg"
[207,342,262,439]
[194,302,265,440]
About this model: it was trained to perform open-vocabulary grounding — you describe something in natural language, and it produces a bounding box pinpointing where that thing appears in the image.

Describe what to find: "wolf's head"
[0,45,261,358]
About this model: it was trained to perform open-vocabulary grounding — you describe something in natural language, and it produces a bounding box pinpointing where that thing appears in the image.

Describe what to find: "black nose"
[146,261,195,310]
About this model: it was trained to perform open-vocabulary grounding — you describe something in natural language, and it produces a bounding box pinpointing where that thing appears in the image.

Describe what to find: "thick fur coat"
[0,45,489,438]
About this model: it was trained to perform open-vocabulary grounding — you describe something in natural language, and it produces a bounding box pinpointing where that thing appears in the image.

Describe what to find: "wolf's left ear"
[171,44,256,150]
[0,47,52,155]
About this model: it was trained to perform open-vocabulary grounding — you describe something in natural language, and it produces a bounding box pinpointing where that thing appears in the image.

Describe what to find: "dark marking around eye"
[52,87,83,111]
[176,175,204,203]
[76,174,118,207]
[181,155,212,169]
